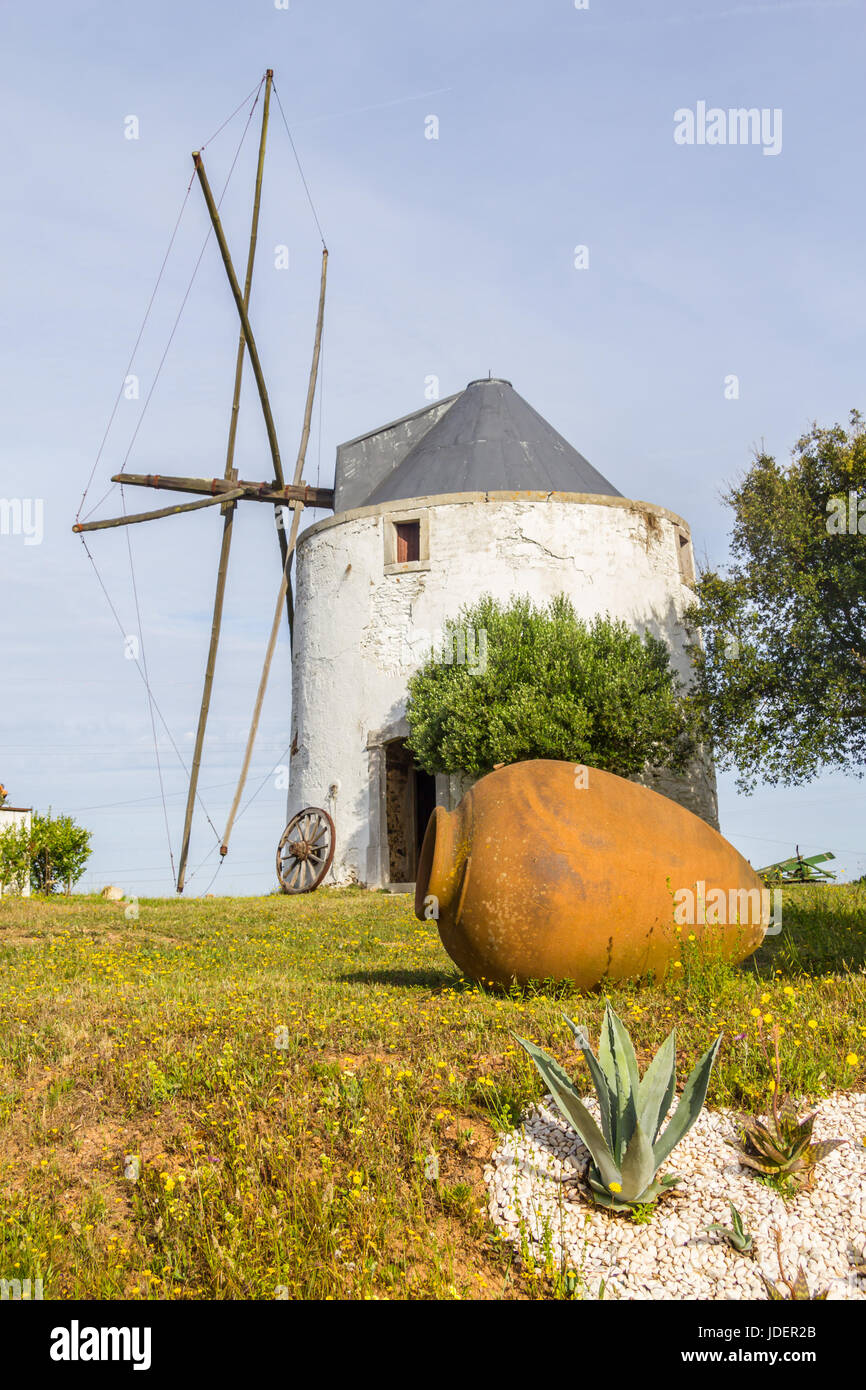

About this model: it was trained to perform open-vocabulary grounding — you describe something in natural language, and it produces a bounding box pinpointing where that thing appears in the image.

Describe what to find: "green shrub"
[406,593,698,779]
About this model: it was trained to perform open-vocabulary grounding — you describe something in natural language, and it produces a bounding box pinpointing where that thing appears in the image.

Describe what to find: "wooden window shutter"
[395,521,420,563]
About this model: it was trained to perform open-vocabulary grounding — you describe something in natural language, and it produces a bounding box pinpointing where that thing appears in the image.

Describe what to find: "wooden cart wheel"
[277,807,335,894]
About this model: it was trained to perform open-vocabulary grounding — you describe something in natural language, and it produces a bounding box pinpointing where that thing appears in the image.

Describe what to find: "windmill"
[73,70,336,896]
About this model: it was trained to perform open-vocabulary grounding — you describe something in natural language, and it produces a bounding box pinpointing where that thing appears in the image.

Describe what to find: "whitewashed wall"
[288,491,716,887]
[0,807,32,896]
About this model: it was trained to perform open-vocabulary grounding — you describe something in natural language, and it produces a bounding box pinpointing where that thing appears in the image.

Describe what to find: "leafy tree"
[686,411,866,790]
[29,812,93,895]
[0,821,32,895]
[1,811,94,896]
[405,593,698,779]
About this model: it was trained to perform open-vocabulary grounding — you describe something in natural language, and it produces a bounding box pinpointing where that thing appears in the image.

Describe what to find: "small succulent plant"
[731,1019,845,1191]
[514,1004,721,1212]
[762,1268,828,1301]
[761,1228,828,1301]
[704,1201,754,1253]
[729,1092,845,1190]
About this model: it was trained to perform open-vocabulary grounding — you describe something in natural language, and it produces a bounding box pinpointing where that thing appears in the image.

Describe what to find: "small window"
[395,521,420,564]
[384,512,430,573]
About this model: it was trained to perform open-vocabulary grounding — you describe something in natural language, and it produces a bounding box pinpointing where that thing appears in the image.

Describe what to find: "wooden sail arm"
[220,247,329,859]
[72,488,245,533]
[192,151,286,491]
[106,472,334,509]
[176,73,274,897]
[192,144,294,629]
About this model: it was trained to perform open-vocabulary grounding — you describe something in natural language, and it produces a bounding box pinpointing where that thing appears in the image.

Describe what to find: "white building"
[0,805,32,896]
[288,379,716,889]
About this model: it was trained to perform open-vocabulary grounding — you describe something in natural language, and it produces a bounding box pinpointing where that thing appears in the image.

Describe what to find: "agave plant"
[514,1004,721,1211]
[705,1201,754,1253]
[728,1092,845,1190]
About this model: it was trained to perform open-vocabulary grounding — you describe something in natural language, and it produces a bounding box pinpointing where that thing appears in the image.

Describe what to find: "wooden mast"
[220,247,328,858]
[93,474,333,508]
[286,246,328,649]
[74,70,331,895]
[176,71,273,895]
[72,489,245,532]
[191,144,294,633]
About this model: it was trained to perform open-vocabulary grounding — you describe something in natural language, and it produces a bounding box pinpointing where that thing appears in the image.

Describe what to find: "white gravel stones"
[483,1091,866,1299]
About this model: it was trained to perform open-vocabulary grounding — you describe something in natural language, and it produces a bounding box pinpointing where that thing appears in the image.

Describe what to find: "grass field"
[1,883,864,1300]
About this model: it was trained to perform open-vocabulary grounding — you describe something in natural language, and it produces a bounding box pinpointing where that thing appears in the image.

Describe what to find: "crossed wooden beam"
[73,71,329,892]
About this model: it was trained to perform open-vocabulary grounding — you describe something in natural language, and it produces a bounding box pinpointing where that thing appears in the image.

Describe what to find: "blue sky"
[1,0,864,895]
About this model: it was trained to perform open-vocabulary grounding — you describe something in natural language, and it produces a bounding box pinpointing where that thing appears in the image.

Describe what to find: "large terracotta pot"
[414,760,767,988]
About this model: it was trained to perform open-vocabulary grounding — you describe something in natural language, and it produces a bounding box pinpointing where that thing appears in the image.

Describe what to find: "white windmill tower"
[284,378,717,892]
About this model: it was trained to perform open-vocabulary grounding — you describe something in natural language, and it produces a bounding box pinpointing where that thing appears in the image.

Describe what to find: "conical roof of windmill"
[333,379,622,513]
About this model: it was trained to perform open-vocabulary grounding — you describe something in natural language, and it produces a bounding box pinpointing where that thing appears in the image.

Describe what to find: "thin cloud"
[289,87,452,130]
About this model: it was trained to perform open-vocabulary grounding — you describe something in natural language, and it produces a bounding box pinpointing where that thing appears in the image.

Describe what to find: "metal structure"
[73,71,334,895]
[757,848,837,885]
[360,378,623,506]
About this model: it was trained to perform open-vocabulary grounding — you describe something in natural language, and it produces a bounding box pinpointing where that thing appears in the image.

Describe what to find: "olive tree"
[686,410,866,789]
[406,593,698,780]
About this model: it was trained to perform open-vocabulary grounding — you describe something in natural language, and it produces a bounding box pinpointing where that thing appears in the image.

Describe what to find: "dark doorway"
[385,739,436,883]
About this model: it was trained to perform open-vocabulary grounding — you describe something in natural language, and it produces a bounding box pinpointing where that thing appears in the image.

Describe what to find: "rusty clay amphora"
[414,760,767,989]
